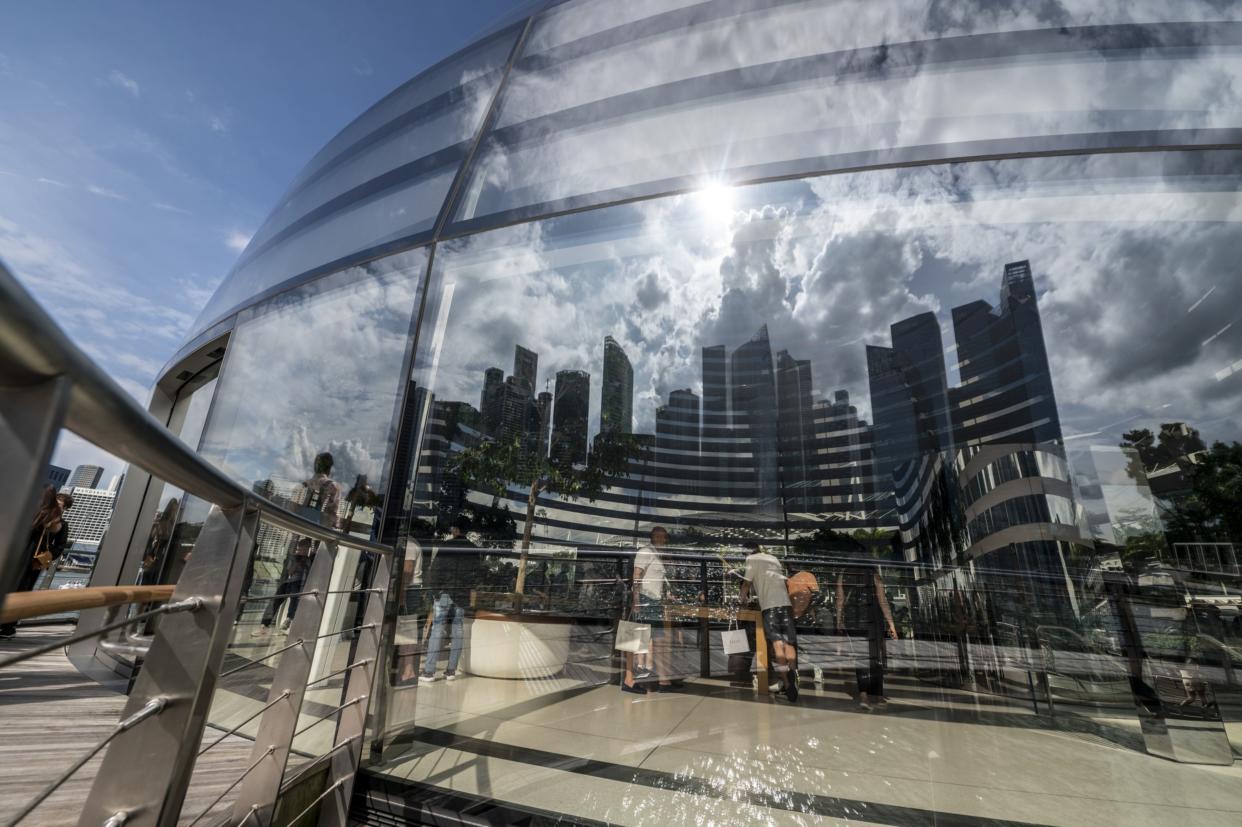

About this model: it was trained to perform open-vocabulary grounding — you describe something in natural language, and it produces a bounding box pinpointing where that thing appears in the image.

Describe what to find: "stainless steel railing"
[0,259,395,826]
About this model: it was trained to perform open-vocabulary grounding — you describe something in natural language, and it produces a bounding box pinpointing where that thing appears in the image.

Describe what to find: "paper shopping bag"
[720,626,750,655]
[615,619,651,654]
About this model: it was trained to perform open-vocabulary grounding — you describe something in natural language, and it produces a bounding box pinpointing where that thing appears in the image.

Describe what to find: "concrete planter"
[467,610,571,679]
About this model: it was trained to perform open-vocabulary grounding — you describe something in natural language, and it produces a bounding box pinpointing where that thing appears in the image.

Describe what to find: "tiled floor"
[369,670,1242,826]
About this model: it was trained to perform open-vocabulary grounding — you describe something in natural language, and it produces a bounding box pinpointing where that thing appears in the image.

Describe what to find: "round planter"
[467,611,571,679]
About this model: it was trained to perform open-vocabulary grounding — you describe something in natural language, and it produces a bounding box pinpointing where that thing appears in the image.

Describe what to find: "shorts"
[632,594,664,625]
[762,606,797,645]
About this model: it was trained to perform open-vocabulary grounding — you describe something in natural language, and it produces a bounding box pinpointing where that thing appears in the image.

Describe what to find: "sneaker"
[633,667,654,681]
[419,674,440,685]
[250,626,271,639]
[768,682,784,693]
[445,671,460,682]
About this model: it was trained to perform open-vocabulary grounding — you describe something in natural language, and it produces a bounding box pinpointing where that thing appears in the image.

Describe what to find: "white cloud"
[224,230,252,253]
[352,58,374,77]
[37,177,68,188]
[152,201,190,215]
[208,115,228,134]
[87,184,125,200]
[108,69,140,98]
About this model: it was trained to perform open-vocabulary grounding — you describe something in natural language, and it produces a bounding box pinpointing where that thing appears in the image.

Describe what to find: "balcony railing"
[0,258,396,826]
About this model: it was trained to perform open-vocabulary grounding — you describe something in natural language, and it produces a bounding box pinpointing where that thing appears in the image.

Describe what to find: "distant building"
[47,464,70,490]
[513,345,539,394]
[63,486,116,545]
[551,369,590,468]
[67,464,104,490]
[600,336,633,436]
[107,473,125,493]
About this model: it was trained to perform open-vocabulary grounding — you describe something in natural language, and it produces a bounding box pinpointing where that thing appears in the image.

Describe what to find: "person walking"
[2,487,73,639]
[623,525,672,694]
[251,452,339,638]
[420,519,478,684]
[740,543,799,702]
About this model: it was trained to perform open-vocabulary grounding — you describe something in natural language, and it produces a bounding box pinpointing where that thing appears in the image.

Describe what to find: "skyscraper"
[600,336,633,436]
[480,367,504,436]
[46,464,70,490]
[775,349,814,512]
[949,260,1061,447]
[513,345,538,394]
[729,325,781,513]
[67,464,104,490]
[551,369,590,468]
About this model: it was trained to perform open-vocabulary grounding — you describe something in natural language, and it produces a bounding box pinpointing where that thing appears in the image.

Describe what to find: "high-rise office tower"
[67,464,104,490]
[63,486,116,545]
[47,464,70,490]
[536,391,553,457]
[513,345,538,394]
[551,370,590,468]
[480,367,505,436]
[775,350,814,512]
[729,325,782,513]
[949,259,1061,447]
[600,336,634,436]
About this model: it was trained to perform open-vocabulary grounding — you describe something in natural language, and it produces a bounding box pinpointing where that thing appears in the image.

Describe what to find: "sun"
[693,180,737,224]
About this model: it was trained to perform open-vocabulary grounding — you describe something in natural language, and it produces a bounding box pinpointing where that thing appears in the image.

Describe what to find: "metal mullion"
[229,540,339,826]
[317,550,390,827]
[78,501,261,827]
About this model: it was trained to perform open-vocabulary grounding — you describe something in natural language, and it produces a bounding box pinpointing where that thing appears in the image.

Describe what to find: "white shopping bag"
[615,619,651,654]
[720,624,750,655]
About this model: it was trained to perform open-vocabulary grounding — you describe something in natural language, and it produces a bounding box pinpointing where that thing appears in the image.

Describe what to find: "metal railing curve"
[0,259,394,826]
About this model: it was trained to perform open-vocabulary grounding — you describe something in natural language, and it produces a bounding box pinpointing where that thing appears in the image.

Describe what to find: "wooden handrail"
[0,585,176,623]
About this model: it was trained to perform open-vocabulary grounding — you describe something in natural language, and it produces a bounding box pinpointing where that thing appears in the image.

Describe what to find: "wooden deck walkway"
[0,625,254,826]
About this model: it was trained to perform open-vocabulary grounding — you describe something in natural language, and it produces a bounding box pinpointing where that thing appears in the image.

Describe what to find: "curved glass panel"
[190,27,517,336]
[367,151,1242,823]
[455,1,1242,224]
[191,249,425,767]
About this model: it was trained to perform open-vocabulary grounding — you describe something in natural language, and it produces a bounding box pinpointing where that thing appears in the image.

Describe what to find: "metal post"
[230,539,339,826]
[79,501,260,827]
[0,376,71,604]
[317,551,389,827]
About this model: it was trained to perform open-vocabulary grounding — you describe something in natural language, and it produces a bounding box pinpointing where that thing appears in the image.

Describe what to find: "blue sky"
[0,0,525,482]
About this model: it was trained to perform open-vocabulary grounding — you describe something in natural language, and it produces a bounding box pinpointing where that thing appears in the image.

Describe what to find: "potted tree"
[449,432,648,678]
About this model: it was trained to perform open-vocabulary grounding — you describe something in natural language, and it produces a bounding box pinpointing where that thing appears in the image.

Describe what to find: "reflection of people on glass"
[740,543,799,702]
[860,566,897,710]
[251,537,314,636]
[420,518,477,684]
[251,452,340,638]
[1,487,73,639]
[138,498,180,586]
[297,451,341,530]
[624,526,672,694]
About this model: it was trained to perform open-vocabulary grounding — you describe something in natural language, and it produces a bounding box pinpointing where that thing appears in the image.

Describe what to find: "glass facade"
[162,2,1242,824]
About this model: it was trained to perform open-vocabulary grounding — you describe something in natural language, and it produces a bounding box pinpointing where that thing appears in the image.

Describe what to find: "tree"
[450,431,649,604]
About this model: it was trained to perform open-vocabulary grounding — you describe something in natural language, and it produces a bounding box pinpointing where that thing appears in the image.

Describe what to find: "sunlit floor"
[369,664,1242,826]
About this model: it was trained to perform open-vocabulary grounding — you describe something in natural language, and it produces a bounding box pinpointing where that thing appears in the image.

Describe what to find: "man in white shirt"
[740,544,799,702]
[623,525,672,694]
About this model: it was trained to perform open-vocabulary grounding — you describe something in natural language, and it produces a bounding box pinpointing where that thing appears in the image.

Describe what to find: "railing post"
[0,376,71,605]
[318,552,390,827]
[230,539,340,826]
[79,500,258,827]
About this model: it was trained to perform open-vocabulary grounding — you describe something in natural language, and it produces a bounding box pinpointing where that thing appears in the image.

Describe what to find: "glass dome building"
[97,1,1242,823]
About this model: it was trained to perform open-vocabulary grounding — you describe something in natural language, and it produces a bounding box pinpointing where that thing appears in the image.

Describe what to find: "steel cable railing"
[0,260,396,825]
[183,745,276,827]
[0,596,202,670]
[1,698,167,827]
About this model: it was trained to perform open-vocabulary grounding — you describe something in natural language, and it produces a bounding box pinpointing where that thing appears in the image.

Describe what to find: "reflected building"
[600,336,633,436]
[551,369,590,468]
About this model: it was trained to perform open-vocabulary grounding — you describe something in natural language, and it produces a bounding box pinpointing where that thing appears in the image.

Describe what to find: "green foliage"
[449,431,650,597]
